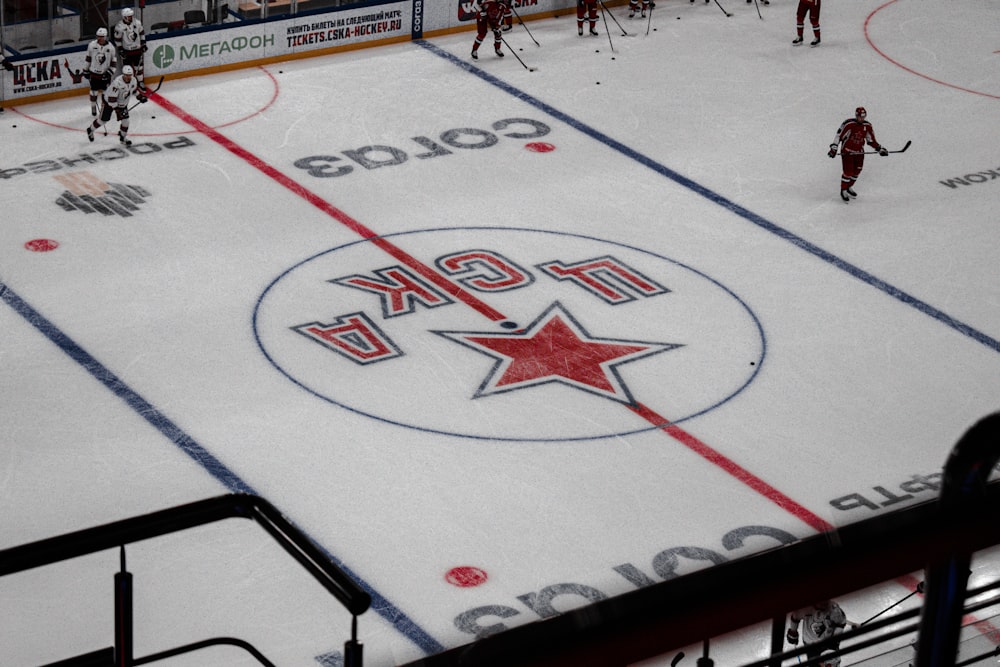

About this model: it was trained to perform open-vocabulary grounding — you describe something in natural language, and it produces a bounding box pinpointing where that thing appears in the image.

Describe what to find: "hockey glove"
[878,147,888,156]
[786,628,799,645]
[2,58,14,71]
[827,144,838,158]
[137,94,148,104]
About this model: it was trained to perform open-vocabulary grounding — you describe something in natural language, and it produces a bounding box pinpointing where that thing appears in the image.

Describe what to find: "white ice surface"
[1,1,999,665]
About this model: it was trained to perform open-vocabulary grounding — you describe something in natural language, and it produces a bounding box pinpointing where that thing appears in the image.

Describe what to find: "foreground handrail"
[400,472,1000,666]
[134,636,277,666]
[917,412,1000,667]
[0,493,371,616]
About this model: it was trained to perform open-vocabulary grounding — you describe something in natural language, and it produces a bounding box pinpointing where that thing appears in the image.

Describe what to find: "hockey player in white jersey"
[84,28,117,116]
[85,65,147,146]
[786,600,858,662]
[114,7,147,91]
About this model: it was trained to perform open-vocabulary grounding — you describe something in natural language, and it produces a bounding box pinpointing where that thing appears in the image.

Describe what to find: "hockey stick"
[508,4,540,46]
[752,0,762,20]
[646,1,653,35]
[859,588,920,626]
[599,4,615,52]
[127,75,164,112]
[598,0,631,36]
[499,35,537,71]
[838,140,911,156]
[866,140,911,154]
[713,0,733,17]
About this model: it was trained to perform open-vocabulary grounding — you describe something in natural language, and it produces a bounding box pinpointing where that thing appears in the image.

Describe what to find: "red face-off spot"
[445,566,489,588]
[25,239,59,252]
[525,142,555,153]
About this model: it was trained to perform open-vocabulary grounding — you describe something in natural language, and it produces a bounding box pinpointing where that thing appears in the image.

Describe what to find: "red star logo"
[435,302,682,404]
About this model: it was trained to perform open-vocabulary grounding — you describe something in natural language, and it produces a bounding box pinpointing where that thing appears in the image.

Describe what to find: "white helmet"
[96,27,108,37]
[818,651,841,667]
[122,65,134,76]
[122,7,134,18]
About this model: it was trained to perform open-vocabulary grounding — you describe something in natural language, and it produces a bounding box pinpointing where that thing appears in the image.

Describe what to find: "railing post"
[114,546,134,667]
[769,616,786,667]
[915,412,1000,667]
[344,615,363,667]
[697,639,713,667]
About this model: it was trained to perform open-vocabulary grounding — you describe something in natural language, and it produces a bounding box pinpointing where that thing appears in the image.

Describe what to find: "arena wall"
[1,0,580,107]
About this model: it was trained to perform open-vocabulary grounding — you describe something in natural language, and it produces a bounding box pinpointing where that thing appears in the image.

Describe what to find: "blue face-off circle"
[253,227,766,441]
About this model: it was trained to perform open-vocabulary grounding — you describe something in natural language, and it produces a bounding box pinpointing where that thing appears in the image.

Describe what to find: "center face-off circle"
[254,227,764,441]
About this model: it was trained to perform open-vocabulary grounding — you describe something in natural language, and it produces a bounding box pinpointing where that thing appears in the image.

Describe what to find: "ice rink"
[2,0,999,665]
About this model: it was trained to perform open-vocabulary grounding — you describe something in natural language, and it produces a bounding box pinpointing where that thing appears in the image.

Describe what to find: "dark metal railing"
[3,412,998,667]
[917,412,1000,667]
[0,493,370,666]
[398,412,1000,667]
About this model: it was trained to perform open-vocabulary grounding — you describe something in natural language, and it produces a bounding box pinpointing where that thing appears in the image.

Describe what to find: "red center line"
[149,92,509,324]
[151,90,832,534]
[629,402,834,532]
[631,403,1000,642]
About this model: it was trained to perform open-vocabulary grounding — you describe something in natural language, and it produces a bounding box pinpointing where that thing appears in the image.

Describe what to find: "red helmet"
[855,107,867,119]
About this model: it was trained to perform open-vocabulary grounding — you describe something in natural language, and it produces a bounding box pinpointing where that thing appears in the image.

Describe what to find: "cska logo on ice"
[254,228,765,441]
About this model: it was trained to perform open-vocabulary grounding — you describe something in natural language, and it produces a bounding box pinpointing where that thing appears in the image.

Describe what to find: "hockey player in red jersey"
[792,0,821,46]
[828,107,888,203]
[628,0,650,19]
[471,0,507,60]
[498,0,513,32]
[577,0,599,36]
